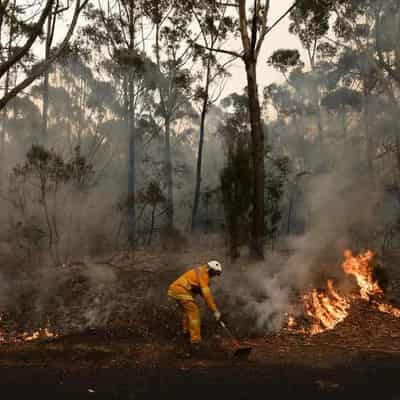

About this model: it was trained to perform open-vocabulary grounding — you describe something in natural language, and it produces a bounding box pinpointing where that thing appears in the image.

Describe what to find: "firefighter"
[168,260,222,351]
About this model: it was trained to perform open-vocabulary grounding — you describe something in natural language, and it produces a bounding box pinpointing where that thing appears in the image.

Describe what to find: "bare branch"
[0,0,55,80]
[255,0,270,56]
[239,0,251,55]
[0,0,89,110]
[199,44,242,59]
[263,0,297,38]
[250,0,259,53]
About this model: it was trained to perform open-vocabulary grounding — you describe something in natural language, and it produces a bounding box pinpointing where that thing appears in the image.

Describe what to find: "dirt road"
[1,353,400,400]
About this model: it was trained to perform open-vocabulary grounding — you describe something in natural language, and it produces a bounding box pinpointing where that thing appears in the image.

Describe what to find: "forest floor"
[0,235,400,399]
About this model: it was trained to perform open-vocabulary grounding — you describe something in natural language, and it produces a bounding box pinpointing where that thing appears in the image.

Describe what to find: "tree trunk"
[0,1,14,184]
[363,86,374,176]
[165,117,174,231]
[316,104,323,157]
[127,77,136,247]
[287,184,295,235]
[41,72,50,144]
[41,12,52,145]
[0,69,10,185]
[191,59,211,232]
[245,59,265,259]
[148,205,156,245]
[229,214,240,261]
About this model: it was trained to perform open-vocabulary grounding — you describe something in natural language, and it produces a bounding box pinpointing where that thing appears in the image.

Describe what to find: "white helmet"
[207,260,222,274]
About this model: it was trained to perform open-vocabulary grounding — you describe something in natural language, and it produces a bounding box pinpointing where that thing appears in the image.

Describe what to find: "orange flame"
[22,328,57,342]
[377,303,400,318]
[302,280,350,335]
[288,250,400,335]
[342,250,383,300]
[0,315,5,344]
[0,316,57,345]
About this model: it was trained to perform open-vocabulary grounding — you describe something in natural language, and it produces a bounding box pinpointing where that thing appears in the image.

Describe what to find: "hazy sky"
[51,1,303,97]
[223,1,304,97]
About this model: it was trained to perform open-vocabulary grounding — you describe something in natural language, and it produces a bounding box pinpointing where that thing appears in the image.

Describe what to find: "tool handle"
[219,320,240,346]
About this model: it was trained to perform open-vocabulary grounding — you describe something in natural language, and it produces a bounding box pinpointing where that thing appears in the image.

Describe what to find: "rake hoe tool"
[219,320,252,360]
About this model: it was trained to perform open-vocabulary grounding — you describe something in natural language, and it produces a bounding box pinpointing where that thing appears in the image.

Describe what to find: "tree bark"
[0,0,15,185]
[127,76,136,247]
[237,0,266,259]
[245,59,265,259]
[147,205,156,245]
[0,69,9,183]
[41,12,53,145]
[165,117,174,230]
[363,86,374,176]
[191,57,211,232]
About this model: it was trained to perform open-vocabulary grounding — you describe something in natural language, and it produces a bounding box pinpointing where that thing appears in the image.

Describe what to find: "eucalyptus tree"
[84,0,157,246]
[146,0,196,232]
[180,2,235,231]
[288,3,336,149]
[186,0,300,258]
[219,92,252,260]
[40,1,81,144]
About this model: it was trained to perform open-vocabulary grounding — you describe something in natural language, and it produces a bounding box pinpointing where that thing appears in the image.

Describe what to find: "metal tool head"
[233,345,252,360]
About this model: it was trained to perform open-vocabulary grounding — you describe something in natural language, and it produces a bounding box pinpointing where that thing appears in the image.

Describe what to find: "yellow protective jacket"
[168,265,218,312]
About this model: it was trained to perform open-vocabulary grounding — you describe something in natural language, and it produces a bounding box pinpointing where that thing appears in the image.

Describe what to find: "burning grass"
[0,319,57,345]
[287,250,400,335]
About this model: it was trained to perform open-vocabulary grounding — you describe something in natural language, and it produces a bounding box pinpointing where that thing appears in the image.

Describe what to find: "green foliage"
[268,49,304,73]
[220,146,253,226]
[13,145,95,191]
[321,87,363,113]
[265,157,290,240]
[290,0,333,49]
[9,145,96,262]
[220,145,253,255]
[137,181,166,207]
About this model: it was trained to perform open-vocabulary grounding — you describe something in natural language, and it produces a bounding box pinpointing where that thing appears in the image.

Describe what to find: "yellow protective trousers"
[168,285,201,343]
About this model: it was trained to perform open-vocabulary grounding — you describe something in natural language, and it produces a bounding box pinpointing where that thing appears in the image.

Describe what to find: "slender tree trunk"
[316,105,323,155]
[245,59,265,259]
[155,21,174,232]
[287,183,295,235]
[127,76,136,246]
[126,1,137,247]
[165,116,174,230]
[0,0,15,184]
[341,110,347,138]
[0,69,10,184]
[42,73,50,144]
[363,86,374,176]
[191,58,211,232]
[396,136,400,176]
[148,205,156,245]
[41,10,54,145]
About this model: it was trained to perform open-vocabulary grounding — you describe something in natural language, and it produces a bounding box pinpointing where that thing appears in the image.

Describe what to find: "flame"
[302,280,350,335]
[22,328,57,342]
[287,315,297,328]
[0,315,5,343]
[376,302,400,318]
[288,250,400,335]
[0,315,57,344]
[342,250,383,300]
